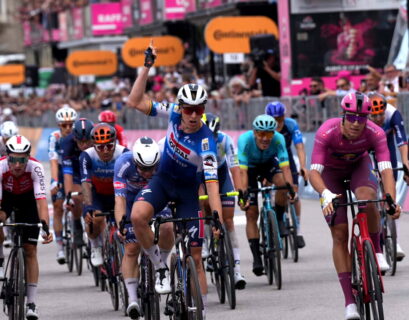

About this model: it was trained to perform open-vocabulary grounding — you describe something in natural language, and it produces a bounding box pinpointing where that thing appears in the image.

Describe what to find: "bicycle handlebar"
[332,193,396,215]
[199,191,239,201]
[248,182,295,198]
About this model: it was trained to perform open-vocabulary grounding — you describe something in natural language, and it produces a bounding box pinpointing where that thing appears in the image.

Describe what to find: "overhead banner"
[205,16,279,54]
[91,3,123,36]
[66,51,117,76]
[122,36,184,67]
[0,64,25,85]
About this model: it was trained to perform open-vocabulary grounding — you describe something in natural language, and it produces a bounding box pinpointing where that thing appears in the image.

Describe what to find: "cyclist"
[80,123,127,266]
[0,135,53,319]
[128,43,223,314]
[49,105,78,264]
[309,92,400,320]
[201,112,246,289]
[369,92,407,260]
[114,137,174,318]
[98,110,128,147]
[0,121,19,156]
[61,118,94,246]
[265,101,307,248]
[237,114,295,276]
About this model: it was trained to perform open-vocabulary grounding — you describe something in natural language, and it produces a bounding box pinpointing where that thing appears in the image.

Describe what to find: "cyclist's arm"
[281,165,294,185]
[127,67,152,114]
[275,133,292,185]
[205,181,223,224]
[391,110,409,168]
[80,152,93,209]
[114,196,126,227]
[398,144,409,168]
[36,198,50,226]
[48,134,60,182]
[63,173,73,195]
[381,169,396,201]
[237,133,249,190]
[31,162,49,225]
[113,159,128,226]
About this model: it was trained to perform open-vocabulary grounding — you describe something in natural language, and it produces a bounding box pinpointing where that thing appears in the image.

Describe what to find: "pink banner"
[164,0,185,20]
[51,29,60,42]
[203,0,221,9]
[277,0,292,96]
[72,8,84,40]
[59,12,68,42]
[91,3,123,36]
[121,0,133,29]
[139,0,153,25]
[23,21,32,46]
[185,0,196,13]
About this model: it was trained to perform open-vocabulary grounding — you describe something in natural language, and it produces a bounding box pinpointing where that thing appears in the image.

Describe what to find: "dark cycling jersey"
[61,133,82,184]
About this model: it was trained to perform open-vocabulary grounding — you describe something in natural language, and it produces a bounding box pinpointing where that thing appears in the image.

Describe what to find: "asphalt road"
[2,162,409,320]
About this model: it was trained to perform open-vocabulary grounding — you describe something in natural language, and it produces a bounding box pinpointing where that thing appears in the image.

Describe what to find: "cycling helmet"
[252,114,277,132]
[73,118,94,141]
[265,101,286,117]
[368,92,387,115]
[202,113,220,134]
[6,135,31,154]
[3,108,12,116]
[55,105,78,123]
[1,121,18,139]
[177,84,208,106]
[91,123,116,144]
[340,92,372,115]
[98,110,117,123]
[133,137,160,167]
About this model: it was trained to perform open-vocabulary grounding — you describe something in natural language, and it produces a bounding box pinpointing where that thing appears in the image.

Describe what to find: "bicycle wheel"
[260,208,272,284]
[383,215,397,276]
[74,244,83,276]
[168,253,184,319]
[186,255,203,320]
[115,240,129,316]
[64,215,73,272]
[9,249,25,320]
[351,237,365,319]
[209,233,224,304]
[268,210,282,290]
[289,205,299,263]
[107,241,119,311]
[364,240,384,320]
[145,254,160,320]
[221,226,236,309]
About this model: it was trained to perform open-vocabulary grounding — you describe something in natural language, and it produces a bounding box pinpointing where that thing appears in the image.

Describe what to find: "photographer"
[249,49,281,97]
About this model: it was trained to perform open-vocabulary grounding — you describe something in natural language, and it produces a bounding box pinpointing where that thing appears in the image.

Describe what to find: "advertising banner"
[291,10,397,78]
[202,0,222,9]
[23,22,32,46]
[205,16,279,54]
[164,0,185,20]
[59,12,68,42]
[121,0,133,29]
[66,51,118,76]
[122,36,184,67]
[291,0,401,14]
[91,3,123,36]
[72,8,84,40]
[139,0,154,25]
[278,0,292,96]
[0,65,25,85]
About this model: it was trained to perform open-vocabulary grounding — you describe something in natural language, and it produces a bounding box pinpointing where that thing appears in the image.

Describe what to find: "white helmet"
[177,84,208,106]
[6,135,31,154]
[132,137,160,167]
[55,105,78,123]
[1,121,19,139]
[3,108,12,116]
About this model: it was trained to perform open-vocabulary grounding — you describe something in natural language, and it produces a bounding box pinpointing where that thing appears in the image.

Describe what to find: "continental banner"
[0,64,25,85]
[205,16,279,54]
[122,36,184,67]
[66,51,117,76]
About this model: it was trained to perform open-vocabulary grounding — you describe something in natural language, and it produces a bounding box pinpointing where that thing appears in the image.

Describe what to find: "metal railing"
[15,93,409,132]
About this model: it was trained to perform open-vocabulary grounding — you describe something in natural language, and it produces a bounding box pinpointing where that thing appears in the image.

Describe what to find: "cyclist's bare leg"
[85,214,106,239]
[24,244,39,304]
[245,205,259,239]
[53,199,64,250]
[158,222,174,266]
[123,242,141,303]
[191,246,207,295]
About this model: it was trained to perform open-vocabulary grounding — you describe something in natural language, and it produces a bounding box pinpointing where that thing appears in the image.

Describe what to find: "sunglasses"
[255,131,274,139]
[137,164,156,172]
[337,83,348,89]
[309,84,318,88]
[8,156,28,164]
[345,113,367,124]
[94,142,115,152]
[181,106,205,116]
[59,123,73,129]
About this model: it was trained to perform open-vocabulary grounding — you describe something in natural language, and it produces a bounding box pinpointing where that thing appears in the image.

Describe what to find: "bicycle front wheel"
[351,237,365,319]
[364,240,384,320]
[268,210,282,290]
[186,255,203,320]
[221,226,236,309]
[115,240,128,315]
[383,215,397,276]
[9,249,25,320]
[209,234,225,304]
[288,204,299,263]
[74,244,83,276]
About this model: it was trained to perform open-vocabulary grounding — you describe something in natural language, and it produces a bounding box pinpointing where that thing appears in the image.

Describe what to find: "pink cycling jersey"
[311,118,390,169]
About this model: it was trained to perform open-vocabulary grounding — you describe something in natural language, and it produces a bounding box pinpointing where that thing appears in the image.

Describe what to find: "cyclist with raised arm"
[201,113,246,289]
[49,105,77,264]
[114,137,174,318]
[98,110,128,148]
[80,123,127,266]
[127,42,223,315]
[368,92,407,260]
[237,114,294,276]
[309,92,400,320]
[0,135,53,319]
[61,118,94,246]
[265,101,308,248]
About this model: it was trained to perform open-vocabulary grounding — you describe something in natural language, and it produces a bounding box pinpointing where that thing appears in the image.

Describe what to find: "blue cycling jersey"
[80,144,127,195]
[238,130,289,169]
[61,133,82,178]
[215,131,239,169]
[382,104,407,149]
[48,130,63,165]
[147,101,218,185]
[280,118,303,150]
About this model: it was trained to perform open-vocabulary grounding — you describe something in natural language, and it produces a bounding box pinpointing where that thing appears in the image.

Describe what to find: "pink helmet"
[341,92,372,115]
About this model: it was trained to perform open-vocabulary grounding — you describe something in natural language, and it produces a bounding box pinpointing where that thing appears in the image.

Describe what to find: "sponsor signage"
[66,51,117,76]
[0,64,25,85]
[139,0,154,25]
[122,36,184,67]
[205,16,279,54]
[91,3,123,36]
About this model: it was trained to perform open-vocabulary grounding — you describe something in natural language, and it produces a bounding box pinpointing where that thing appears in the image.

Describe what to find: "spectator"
[309,77,326,95]
[0,108,17,124]
[318,76,355,101]
[249,50,281,97]
[380,64,401,94]
[364,72,381,93]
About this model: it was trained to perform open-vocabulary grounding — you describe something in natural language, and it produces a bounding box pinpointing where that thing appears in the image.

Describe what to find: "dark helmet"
[73,118,94,141]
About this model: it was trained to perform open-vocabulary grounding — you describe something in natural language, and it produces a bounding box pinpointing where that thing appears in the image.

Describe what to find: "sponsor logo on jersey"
[202,138,209,151]
[141,188,151,195]
[203,154,217,169]
[169,132,190,160]
[114,181,126,189]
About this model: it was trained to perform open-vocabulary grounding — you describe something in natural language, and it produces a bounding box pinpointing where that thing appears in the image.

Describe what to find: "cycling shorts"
[2,191,40,245]
[248,158,282,206]
[135,172,204,247]
[82,191,115,218]
[322,155,378,226]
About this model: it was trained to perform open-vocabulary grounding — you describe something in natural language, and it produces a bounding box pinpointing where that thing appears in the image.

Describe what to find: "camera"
[250,49,267,69]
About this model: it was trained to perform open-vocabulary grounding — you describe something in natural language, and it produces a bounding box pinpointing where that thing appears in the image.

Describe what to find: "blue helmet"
[265,101,286,117]
[252,115,277,132]
[73,118,94,141]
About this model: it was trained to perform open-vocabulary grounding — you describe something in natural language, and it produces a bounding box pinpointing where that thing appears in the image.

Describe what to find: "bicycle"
[155,209,219,320]
[331,184,396,320]
[0,220,49,320]
[247,182,294,289]
[199,192,237,309]
[282,201,299,263]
